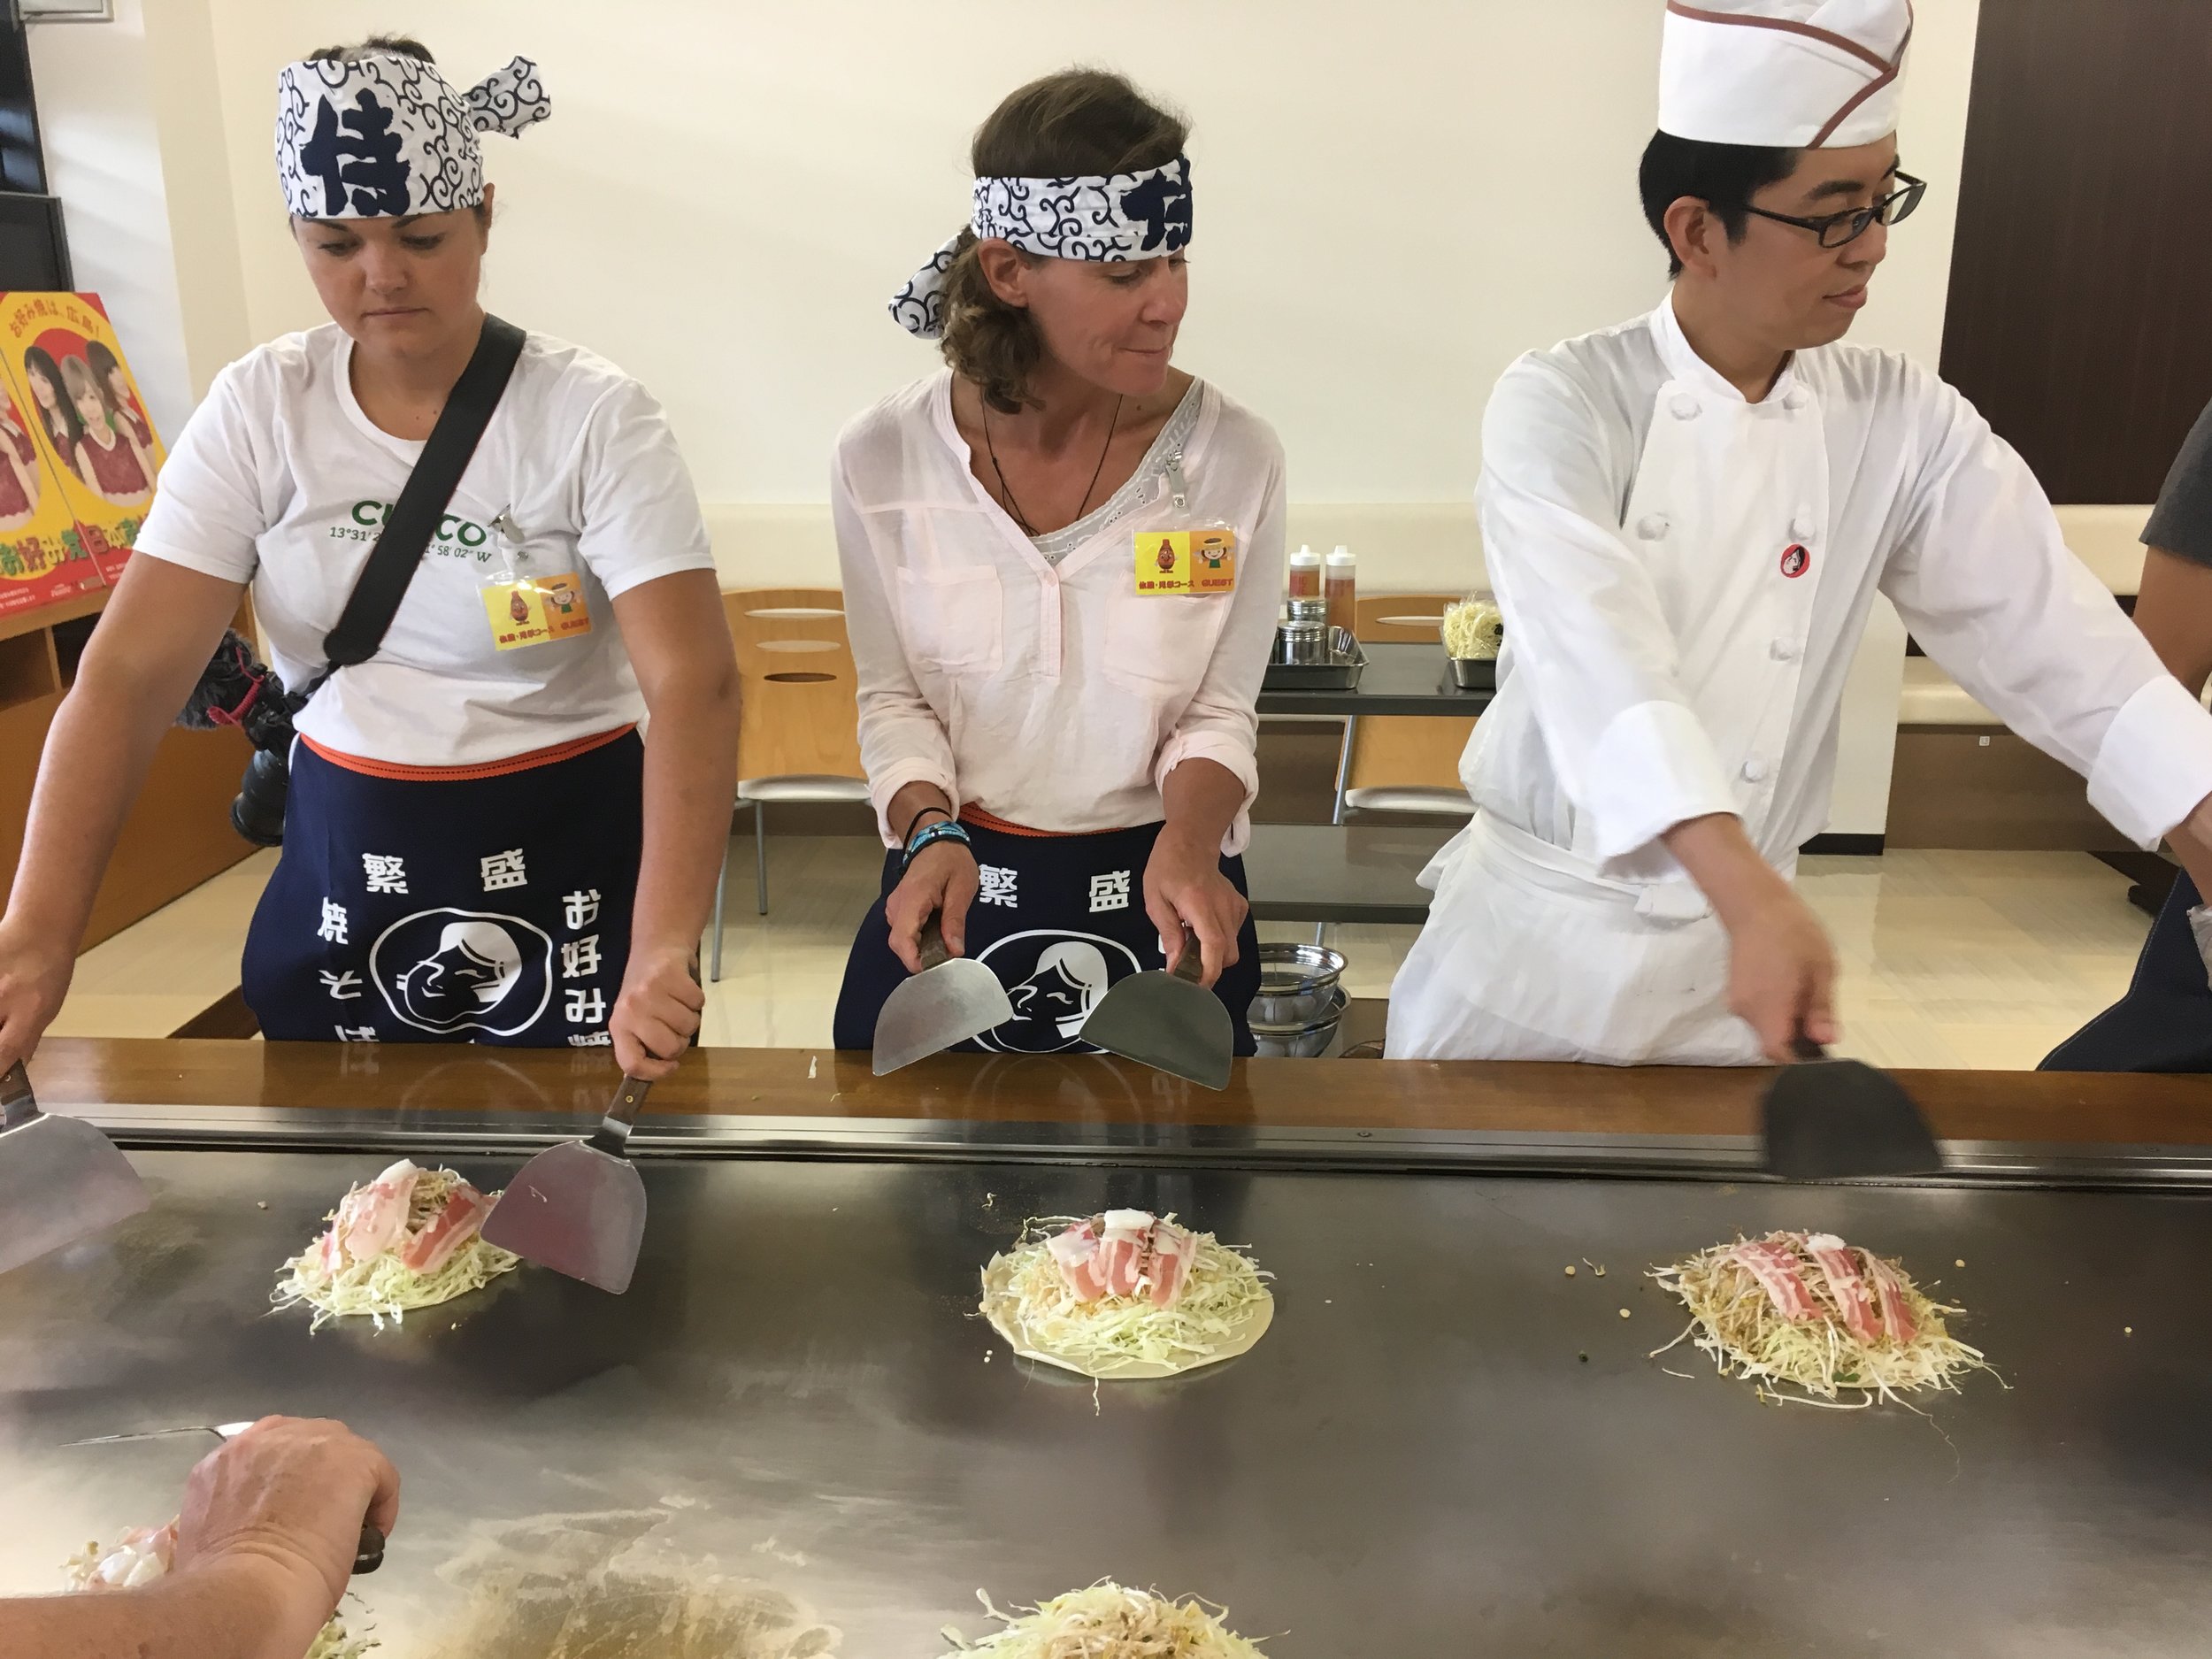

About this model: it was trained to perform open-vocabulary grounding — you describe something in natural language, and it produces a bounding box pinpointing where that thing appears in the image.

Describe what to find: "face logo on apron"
[1155,539,1178,575]
[1779,543,1811,579]
[368,908,554,1036]
[972,930,1143,1053]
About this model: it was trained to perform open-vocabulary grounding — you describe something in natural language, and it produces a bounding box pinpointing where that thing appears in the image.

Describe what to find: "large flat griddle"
[4,1132,2211,1656]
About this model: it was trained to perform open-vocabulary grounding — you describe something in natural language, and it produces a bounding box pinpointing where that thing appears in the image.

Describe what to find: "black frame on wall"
[0,0,71,288]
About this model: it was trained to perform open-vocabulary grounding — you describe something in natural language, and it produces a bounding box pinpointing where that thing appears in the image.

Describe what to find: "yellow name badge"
[482,573,594,650]
[1134,529,1238,596]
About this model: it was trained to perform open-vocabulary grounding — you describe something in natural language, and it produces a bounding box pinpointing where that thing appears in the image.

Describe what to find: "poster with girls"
[0,291,165,592]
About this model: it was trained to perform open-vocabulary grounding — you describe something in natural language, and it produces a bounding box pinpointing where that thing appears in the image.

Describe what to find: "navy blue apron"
[242,731,642,1048]
[833,817,1261,1056]
[2041,870,2212,1072]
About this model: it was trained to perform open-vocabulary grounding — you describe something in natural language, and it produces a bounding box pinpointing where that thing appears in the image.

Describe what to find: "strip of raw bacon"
[1862,1249,1919,1344]
[396,1180,493,1276]
[1047,1219,1108,1302]
[1728,1238,1821,1322]
[1147,1219,1199,1309]
[335,1159,420,1264]
[1801,1233,1881,1342]
[1099,1210,1154,1299]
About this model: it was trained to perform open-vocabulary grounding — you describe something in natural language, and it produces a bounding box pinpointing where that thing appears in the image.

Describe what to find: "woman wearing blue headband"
[0,35,737,1079]
[832,68,1284,1061]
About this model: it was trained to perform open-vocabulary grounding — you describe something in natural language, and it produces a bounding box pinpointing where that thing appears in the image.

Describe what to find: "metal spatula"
[64,1420,384,1572]
[872,913,1014,1076]
[1762,1037,1944,1181]
[0,1060,150,1277]
[480,1075,652,1294]
[1079,928,1234,1092]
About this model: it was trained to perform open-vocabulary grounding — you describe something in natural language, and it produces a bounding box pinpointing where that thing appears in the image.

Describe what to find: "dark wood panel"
[1884,728,2132,851]
[28,1036,2212,1148]
[1939,0,2212,503]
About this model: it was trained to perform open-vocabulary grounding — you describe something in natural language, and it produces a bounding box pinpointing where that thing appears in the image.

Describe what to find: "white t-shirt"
[135,323,716,767]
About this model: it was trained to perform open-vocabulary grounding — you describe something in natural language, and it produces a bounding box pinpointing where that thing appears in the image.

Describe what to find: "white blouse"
[833,373,1286,850]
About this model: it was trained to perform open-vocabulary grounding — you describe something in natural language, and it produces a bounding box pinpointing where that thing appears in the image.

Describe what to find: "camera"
[177,628,299,848]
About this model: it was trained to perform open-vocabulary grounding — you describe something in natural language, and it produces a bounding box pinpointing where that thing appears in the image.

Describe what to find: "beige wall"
[158,0,1979,505]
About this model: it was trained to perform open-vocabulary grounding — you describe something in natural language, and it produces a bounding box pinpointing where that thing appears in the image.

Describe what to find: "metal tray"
[1449,655,1498,689]
[6,1142,2212,1655]
[1263,631,1365,691]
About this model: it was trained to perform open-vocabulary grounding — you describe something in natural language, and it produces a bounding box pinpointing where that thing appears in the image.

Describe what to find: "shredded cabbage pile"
[272,1166,519,1333]
[988,1217,1272,1375]
[941,1581,1268,1656]
[1651,1232,1993,1406]
[65,1529,375,1657]
[1441,597,1502,660]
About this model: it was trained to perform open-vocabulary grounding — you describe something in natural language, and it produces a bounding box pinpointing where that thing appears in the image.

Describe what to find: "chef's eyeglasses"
[1740,170,1926,249]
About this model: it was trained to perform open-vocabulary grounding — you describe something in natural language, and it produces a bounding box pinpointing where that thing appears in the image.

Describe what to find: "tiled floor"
[54,841,2154,1070]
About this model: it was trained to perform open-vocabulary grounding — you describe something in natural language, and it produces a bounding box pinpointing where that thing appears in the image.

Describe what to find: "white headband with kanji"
[276,50,550,219]
[890,155,1194,340]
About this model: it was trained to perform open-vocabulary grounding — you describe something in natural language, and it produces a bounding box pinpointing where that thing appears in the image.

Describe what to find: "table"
[1255,639,1494,718]
[1242,821,1455,924]
[9,1041,2212,1656]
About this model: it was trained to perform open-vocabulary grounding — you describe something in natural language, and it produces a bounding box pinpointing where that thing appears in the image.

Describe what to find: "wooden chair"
[715,587,870,977]
[1333,593,1479,822]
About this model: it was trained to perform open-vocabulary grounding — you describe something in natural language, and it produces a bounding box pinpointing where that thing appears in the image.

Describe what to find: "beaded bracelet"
[901,818,972,873]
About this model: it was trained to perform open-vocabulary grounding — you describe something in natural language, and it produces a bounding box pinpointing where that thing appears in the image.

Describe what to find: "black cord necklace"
[983,393,1124,537]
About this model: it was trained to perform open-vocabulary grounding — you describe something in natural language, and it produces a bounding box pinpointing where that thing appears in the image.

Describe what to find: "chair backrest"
[1354,592,1467,644]
[724,587,866,784]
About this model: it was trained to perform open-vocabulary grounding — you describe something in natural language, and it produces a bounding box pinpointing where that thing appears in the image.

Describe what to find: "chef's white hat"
[1658,0,1913,149]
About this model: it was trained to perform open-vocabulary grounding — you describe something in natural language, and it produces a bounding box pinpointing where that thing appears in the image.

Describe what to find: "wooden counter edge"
[25,1036,2212,1147]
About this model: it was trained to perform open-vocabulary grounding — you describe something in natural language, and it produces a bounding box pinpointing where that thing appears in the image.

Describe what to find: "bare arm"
[2132,547,2212,897]
[607,568,739,1077]
[0,557,243,1066]
[1145,757,1250,985]
[879,780,980,972]
[2,1561,291,1659]
[1661,811,1838,1062]
[2,1417,399,1659]
[2134,547,2212,696]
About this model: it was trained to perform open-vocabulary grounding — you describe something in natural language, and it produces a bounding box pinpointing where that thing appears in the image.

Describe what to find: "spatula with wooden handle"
[1079,927,1234,1092]
[872,913,1014,1076]
[63,1421,383,1573]
[1762,1037,1943,1181]
[480,1074,653,1294]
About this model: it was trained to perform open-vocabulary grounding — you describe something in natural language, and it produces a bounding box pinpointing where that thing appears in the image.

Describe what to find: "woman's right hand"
[0,920,74,1071]
[883,841,981,973]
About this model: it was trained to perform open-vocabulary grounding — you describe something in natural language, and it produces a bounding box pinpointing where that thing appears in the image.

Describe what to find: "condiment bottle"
[1287,544,1322,601]
[1325,545,1357,636]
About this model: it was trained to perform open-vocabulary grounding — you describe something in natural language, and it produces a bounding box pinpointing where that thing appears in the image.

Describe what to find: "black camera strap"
[299,312,528,699]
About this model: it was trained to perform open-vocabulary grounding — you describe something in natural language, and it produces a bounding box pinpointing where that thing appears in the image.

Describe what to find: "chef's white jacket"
[1387,297,2212,1064]
[833,373,1286,849]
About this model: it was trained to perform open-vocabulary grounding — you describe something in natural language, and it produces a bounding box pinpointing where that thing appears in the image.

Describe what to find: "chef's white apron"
[1387,365,1826,1064]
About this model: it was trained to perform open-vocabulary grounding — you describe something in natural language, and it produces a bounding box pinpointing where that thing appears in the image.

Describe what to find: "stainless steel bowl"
[1249,985,1349,1058]
[1251,942,1348,1028]
[1450,657,1497,690]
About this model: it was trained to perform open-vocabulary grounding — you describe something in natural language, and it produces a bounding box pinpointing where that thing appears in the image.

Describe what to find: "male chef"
[1388,0,2212,1064]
